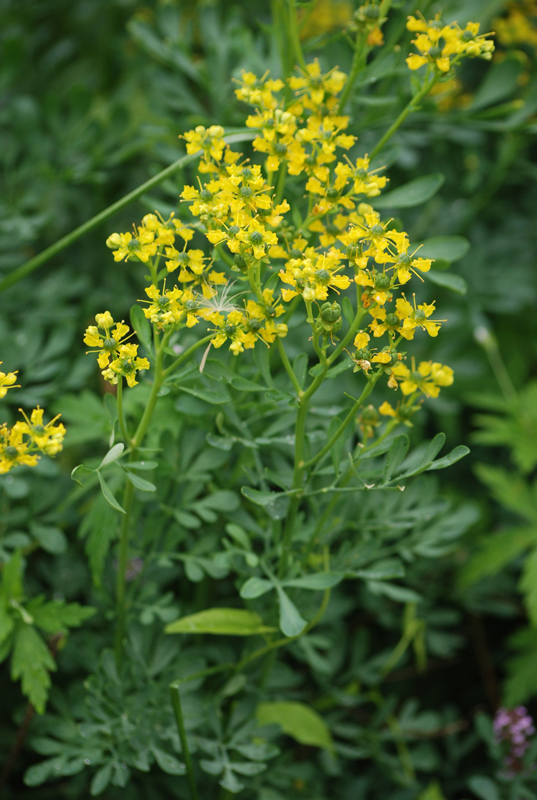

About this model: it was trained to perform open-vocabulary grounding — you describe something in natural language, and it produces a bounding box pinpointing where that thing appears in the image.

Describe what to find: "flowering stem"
[275,163,288,205]
[116,378,132,446]
[278,355,329,577]
[276,338,303,397]
[337,30,368,115]
[327,302,366,366]
[162,335,213,380]
[169,685,201,800]
[305,300,327,366]
[0,131,254,294]
[302,371,382,470]
[288,0,307,71]
[114,330,169,668]
[370,75,438,159]
[114,481,134,669]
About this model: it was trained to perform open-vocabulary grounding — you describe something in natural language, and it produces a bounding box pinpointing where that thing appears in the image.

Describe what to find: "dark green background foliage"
[1,0,537,797]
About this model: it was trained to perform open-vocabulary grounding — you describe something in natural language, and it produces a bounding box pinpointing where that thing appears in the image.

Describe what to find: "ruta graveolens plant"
[1,4,496,798]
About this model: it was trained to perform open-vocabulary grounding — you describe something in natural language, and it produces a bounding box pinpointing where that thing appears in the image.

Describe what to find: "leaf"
[79,495,118,586]
[474,464,537,522]
[123,460,158,471]
[520,548,537,626]
[2,550,24,600]
[29,523,67,555]
[130,303,153,354]
[30,600,95,635]
[126,472,157,492]
[460,526,537,587]
[240,577,274,599]
[24,759,58,787]
[253,344,273,387]
[467,776,500,800]
[229,375,265,392]
[256,702,333,752]
[396,433,446,480]
[470,57,523,111]
[11,624,56,713]
[413,236,470,263]
[373,174,444,209]
[428,445,470,471]
[71,464,95,487]
[241,486,291,520]
[284,572,343,590]
[367,581,422,603]
[423,270,467,295]
[90,764,112,796]
[180,385,230,404]
[151,746,186,775]
[276,586,307,637]
[98,473,126,514]
[165,608,275,636]
[355,558,405,581]
[0,605,14,647]
[98,442,124,469]
[383,435,409,483]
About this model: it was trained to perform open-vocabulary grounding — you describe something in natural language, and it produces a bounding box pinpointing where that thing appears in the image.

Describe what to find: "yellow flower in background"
[406,15,494,73]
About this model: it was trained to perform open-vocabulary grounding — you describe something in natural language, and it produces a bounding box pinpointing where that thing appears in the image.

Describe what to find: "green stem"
[114,331,169,668]
[132,334,167,447]
[326,303,366,367]
[162,335,213,380]
[276,338,303,397]
[114,480,135,669]
[169,685,200,800]
[337,31,368,115]
[370,75,438,160]
[116,378,132,446]
[306,371,382,470]
[278,395,310,578]
[274,163,288,204]
[0,131,254,294]
[306,299,327,366]
[288,0,307,71]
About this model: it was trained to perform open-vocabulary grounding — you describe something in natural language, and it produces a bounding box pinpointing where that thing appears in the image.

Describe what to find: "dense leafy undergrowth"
[2,0,537,798]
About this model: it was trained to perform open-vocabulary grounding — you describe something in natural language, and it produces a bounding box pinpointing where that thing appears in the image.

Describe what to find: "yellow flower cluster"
[0,364,65,475]
[84,312,149,387]
[406,15,494,73]
[97,44,462,399]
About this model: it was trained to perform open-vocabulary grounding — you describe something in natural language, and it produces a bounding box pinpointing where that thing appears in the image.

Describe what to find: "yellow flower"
[279,247,350,302]
[14,407,66,456]
[106,229,157,263]
[391,360,454,397]
[0,424,39,474]
[0,363,19,399]
[106,344,150,388]
[354,331,370,349]
[84,313,131,369]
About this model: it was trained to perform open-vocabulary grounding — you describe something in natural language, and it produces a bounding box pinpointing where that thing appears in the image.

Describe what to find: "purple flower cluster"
[493,706,535,772]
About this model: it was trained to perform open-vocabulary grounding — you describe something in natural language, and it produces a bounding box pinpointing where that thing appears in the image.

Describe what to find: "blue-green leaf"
[98,473,126,514]
[276,586,307,637]
[373,174,444,209]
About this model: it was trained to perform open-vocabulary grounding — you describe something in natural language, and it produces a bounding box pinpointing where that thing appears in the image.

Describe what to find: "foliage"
[2,0,537,798]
